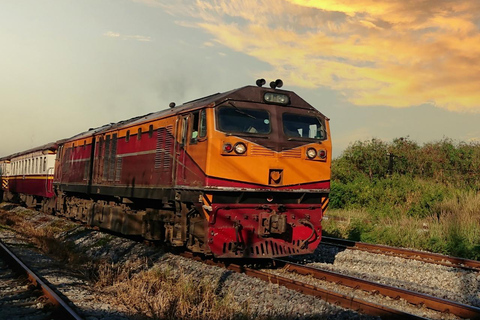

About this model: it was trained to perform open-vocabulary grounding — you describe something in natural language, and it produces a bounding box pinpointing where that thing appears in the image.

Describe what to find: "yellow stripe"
[9,175,54,180]
[321,198,329,213]
[201,194,213,221]
[204,193,213,205]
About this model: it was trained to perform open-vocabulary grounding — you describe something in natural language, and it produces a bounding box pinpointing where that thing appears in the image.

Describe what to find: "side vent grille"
[155,125,174,170]
[108,133,117,181]
[115,158,122,182]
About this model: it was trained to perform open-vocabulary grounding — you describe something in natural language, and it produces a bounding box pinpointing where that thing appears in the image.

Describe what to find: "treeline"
[333,137,480,187]
[330,138,480,218]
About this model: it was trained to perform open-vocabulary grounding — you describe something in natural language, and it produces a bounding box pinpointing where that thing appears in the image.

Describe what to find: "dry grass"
[92,260,248,320]
[0,208,82,263]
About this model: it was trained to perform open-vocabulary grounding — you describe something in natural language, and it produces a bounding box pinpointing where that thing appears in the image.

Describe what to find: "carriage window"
[126,130,130,142]
[282,113,326,140]
[217,106,270,134]
[137,128,142,140]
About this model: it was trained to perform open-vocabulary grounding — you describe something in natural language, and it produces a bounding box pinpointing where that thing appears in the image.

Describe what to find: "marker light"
[234,142,247,154]
[306,148,317,159]
[318,149,327,159]
[223,143,233,153]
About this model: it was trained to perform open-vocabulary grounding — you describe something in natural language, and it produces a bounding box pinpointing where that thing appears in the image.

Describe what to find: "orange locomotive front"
[198,83,331,257]
[51,80,331,258]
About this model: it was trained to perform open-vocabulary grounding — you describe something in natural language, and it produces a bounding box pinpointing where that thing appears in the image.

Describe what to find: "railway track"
[182,251,480,319]
[182,252,434,320]
[322,236,480,271]
[277,258,480,319]
[0,239,83,320]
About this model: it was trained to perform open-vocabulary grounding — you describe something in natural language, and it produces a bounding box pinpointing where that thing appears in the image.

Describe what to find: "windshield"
[217,106,270,134]
[283,113,326,140]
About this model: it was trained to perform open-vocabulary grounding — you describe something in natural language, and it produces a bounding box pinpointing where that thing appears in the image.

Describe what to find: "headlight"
[306,148,317,159]
[264,92,289,105]
[234,142,247,154]
[223,143,233,153]
[318,149,327,159]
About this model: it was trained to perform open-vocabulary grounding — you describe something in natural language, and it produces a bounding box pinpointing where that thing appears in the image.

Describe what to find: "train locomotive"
[1,79,331,258]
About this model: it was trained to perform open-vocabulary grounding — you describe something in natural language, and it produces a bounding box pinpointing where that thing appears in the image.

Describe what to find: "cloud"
[103,31,152,42]
[103,31,121,38]
[152,0,480,112]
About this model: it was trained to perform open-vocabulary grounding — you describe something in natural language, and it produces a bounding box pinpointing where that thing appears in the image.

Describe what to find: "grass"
[325,185,480,260]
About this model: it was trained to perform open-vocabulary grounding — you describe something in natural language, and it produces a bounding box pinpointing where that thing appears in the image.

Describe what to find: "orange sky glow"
[158,0,480,112]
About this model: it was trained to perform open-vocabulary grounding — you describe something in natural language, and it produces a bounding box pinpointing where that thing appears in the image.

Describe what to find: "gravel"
[309,244,480,308]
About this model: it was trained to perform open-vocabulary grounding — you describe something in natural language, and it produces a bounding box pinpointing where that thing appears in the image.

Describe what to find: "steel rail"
[278,259,480,319]
[181,252,427,320]
[0,239,83,320]
[322,236,480,271]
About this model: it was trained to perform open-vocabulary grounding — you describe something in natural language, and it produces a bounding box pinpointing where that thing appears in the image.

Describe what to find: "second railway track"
[277,258,480,319]
[0,239,82,320]
[321,236,480,271]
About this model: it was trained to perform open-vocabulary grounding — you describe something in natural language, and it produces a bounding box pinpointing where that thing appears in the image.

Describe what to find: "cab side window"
[199,109,207,138]
[190,111,200,144]
[190,109,207,144]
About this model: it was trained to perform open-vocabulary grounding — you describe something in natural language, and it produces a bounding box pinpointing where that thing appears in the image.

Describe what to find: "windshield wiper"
[226,133,269,139]
[228,102,257,119]
[287,137,323,142]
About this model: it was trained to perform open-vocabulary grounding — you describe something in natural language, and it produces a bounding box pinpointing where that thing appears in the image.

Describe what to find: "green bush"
[334,137,480,188]
[328,137,480,259]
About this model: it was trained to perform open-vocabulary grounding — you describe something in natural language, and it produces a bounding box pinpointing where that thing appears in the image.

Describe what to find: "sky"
[2,0,480,159]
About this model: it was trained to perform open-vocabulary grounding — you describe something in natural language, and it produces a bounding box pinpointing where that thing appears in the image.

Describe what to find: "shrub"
[329,137,480,258]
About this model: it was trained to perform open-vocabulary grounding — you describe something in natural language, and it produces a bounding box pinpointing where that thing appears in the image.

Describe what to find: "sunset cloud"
[149,0,480,112]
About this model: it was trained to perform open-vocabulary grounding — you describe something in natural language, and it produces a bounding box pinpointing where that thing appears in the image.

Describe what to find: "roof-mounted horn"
[269,79,283,89]
[256,78,266,87]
